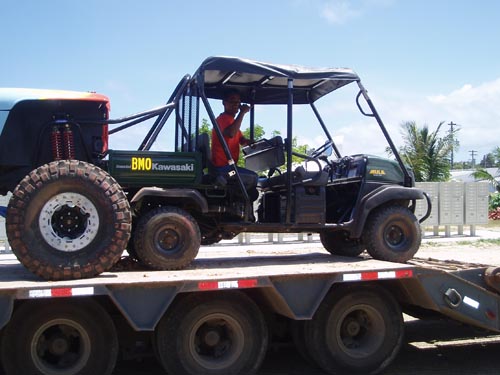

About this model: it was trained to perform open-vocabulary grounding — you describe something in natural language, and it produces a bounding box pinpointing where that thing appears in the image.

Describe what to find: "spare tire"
[6,160,131,280]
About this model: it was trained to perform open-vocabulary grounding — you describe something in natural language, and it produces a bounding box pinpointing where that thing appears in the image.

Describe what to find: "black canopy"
[194,56,360,104]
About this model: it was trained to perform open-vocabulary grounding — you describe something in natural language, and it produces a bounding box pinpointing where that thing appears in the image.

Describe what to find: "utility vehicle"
[0,56,430,279]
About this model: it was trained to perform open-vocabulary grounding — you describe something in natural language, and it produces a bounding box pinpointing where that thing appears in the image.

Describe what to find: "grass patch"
[455,239,500,247]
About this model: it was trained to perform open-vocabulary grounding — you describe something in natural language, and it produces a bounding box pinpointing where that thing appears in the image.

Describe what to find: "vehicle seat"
[194,133,212,170]
[196,133,258,193]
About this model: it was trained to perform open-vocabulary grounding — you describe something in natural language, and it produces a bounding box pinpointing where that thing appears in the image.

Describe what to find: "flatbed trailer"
[0,245,500,375]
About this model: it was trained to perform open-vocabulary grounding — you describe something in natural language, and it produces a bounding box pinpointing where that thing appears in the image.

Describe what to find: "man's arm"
[223,105,250,138]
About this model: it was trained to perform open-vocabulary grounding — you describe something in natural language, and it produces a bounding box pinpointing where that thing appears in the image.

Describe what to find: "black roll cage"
[90,58,413,222]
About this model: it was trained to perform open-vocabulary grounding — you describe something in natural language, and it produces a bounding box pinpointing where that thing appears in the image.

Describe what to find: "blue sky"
[2,0,500,163]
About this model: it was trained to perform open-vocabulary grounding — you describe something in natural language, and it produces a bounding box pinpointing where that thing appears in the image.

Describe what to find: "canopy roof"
[194,56,360,104]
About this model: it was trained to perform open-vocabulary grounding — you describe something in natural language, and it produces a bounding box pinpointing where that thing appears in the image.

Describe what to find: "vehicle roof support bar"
[356,81,413,187]
[199,90,251,209]
[286,78,294,224]
[140,75,191,151]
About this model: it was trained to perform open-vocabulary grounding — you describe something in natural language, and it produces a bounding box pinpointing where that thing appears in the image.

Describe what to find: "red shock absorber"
[51,125,63,160]
[63,124,75,160]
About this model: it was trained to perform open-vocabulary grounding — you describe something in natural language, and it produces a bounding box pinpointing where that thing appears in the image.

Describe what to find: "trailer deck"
[1,243,500,375]
[0,248,416,289]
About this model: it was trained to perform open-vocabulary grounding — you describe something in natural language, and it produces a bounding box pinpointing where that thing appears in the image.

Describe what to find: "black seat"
[194,133,258,193]
[193,133,212,170]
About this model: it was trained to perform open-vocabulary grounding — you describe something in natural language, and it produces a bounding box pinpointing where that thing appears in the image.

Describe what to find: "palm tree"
[397,121,456,182]
[471,168,500,192]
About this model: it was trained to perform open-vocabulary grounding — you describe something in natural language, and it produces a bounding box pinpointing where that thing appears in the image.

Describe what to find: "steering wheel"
[310,140,333,158]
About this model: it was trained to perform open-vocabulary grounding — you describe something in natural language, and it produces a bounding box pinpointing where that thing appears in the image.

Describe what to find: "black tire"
[305,285,403,374]
[155,291,268,375]
[6,160,131,280]
[134,206,201,270]
[1,299,118,375]
[290,320,317,367]
[320,231,365,257]
[363,205,421,263]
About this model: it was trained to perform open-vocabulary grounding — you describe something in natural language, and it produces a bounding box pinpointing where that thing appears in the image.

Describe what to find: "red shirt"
[212,112,244,167]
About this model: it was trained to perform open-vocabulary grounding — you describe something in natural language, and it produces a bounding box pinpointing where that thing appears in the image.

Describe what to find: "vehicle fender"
[350,186,425,239]
[130,187,209,213]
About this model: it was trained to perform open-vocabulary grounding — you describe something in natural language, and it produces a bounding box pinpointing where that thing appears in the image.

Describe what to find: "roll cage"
[105,56,414,218]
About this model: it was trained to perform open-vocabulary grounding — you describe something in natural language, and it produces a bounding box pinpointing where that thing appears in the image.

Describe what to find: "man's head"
[222,89,242,116]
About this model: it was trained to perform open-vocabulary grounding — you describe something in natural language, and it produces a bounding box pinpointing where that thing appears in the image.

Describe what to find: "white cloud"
[321,1,360,24]
[365,78,500,162]
[320,0,394,25]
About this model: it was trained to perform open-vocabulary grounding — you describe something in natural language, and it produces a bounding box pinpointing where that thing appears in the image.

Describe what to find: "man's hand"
[239,104,251,114]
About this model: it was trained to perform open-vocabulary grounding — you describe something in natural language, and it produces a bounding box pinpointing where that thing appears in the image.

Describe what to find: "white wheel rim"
[39,192,99,252]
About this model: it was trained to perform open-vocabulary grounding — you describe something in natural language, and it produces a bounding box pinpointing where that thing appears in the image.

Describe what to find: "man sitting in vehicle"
[211,90,258,200]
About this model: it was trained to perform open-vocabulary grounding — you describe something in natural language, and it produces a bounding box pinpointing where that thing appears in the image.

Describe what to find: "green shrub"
[490,192,500,211]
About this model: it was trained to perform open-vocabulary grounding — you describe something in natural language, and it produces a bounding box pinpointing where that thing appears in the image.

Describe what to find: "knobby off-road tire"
[304,285,404,374]
[363,205,421,263]
[155,291,268,375]
[134,206,201,270]
[320,231,365,257]
[6,160,131,280]
[1,299,118,375]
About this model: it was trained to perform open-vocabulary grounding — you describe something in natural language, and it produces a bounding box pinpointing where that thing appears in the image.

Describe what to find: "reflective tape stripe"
[343,269,413,282]
[198,279,258,291]
[28,287,94,298]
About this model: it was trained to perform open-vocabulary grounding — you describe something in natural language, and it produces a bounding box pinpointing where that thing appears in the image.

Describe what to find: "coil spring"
[63,124,75,159]
[51,126,63,160]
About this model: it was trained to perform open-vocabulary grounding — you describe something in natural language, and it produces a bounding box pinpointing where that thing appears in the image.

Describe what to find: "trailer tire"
[1,299,118,375]
[363,205,421,263]
[306,285,403,374]
[320,231,365,257]
[6,160,131,280]
[134,206,201,270]
[155,291,268,375]
[290,320,318,367]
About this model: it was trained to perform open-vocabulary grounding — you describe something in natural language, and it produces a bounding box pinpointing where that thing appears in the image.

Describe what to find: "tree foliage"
[397,121,457,182]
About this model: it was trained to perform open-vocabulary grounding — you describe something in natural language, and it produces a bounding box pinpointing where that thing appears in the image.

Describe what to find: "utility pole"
[469,150,477,168]
[448,121,456,168]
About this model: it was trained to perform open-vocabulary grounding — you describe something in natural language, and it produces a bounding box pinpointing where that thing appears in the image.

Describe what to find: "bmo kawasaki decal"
[114,157,195,172]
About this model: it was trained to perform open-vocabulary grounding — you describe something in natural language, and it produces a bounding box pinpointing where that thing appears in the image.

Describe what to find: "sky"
[2,0,500,164]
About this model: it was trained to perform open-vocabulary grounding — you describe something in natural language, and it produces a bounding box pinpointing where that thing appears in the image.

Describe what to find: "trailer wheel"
[134,206,201,270]
[155,291,268,375]
[306,285,403,374]
[320,231,365,257]
[1,299,118,375]
[6,160,131,280]
[363,205,421,263]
